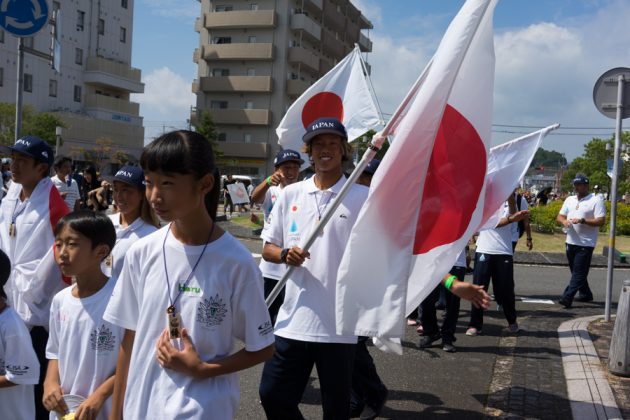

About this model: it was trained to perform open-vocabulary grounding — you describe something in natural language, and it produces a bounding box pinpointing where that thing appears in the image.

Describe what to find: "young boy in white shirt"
[44,211,120,420]
[0,249,41,419]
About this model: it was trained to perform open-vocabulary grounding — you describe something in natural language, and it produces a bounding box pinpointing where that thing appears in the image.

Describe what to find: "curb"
[558,315,623,420]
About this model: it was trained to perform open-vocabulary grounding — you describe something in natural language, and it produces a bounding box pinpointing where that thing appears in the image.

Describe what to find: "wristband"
[280,248,289,264]
[507,215,512,223]
[580,218,586,224]
[444,275,456,291]
[266,176,272,186]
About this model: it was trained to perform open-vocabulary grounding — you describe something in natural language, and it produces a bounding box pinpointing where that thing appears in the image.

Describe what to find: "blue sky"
[131,0,630,161]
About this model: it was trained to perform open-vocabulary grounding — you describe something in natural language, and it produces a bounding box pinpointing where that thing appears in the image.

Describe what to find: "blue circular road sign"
[0,0,49,37]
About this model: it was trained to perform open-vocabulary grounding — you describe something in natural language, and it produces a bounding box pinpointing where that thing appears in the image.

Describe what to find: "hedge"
[529,199,630,235]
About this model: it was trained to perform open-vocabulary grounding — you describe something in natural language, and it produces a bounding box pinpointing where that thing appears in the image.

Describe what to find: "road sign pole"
[14,37,24,141]
[605,74,625,321]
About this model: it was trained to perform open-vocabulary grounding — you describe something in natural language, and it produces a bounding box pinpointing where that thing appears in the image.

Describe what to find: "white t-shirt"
[259,185,286,281]
[476,202,513,256]
[454,249,467,268]
[0,306,40,420]
[261,175,368,344]
[50,175,81,211]
[559,193,606,247]
[103,226,274,420]
[102,214,158,279]
[46,279,121,420]
[511,195,529,242]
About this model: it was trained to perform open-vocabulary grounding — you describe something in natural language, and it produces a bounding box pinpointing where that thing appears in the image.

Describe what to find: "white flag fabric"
[479,125,558,231]
[336,0,498,345]
[276,46,380,157]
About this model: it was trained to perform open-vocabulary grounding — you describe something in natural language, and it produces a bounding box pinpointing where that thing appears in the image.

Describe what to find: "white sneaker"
[466,327,482,336]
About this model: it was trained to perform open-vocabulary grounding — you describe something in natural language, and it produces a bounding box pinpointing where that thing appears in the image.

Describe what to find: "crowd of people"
[0,119,607,420]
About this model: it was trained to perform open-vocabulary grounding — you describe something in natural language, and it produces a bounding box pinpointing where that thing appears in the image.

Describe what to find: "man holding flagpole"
[258,117,369,419]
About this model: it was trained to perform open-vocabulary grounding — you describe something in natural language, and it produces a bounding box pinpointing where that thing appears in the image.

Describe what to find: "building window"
[210,101,228,109]
[248,36,257,43]
[247,68,255,76]
[245,101,253,109]
[212,68,229,77]
[49,79,58,97]
[98,19,105,35]
[250,4,259,11]
[121,0,128,9]
[212,36,231,44]
[77,10,85,31]
[214,5,233,12]
[74,85,82,102]
[23,37,33,48]
[0,68,3,87]
[244,133,252,143]
[75,48,83,65]
[23,74,33,92]
[218,133,227,142]
[120,27,127,43]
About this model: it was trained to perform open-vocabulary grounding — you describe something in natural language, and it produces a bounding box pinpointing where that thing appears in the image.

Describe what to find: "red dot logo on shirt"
[301,92,344,128]
[291,205,298,212]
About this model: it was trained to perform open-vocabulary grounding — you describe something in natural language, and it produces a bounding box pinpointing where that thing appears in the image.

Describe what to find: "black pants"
[259,336,356,420]
[420,266,464,343]
[30,326,49,420]
[263,277,285,325]
[469,253,517,329]
[350,337,387,412]
[562,244,594,303]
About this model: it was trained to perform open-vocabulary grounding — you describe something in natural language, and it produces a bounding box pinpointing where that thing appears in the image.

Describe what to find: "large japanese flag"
[276,46,380,155]
[336,0,498,343]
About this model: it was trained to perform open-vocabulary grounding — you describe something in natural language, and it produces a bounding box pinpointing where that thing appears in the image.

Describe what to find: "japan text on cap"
[572,174,589,185]
[274,149,304,166]
[302,117,348,143]
[5,136,54,167]
[113,165,145,189]
[363,159,381,176]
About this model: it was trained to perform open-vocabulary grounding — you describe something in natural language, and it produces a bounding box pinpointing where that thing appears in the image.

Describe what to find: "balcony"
[320,56,334,75]
[192,79,200,93]
[211,109,271,126]
[287,79,311,97]
[84,93,140,116]
[358,32,372,52]
[218,142,268,159]
[199,76,273,93]
[194,17,202,32]
[322,29,345,58]
[359,13,373,30]
[204,10,276,29]
[84,56,144,93]
[288,47,319,75]
[345,20,359,45]
[203,43,274,61]
[290,13,321,43]
[304,0,323,13]
[193,48,200,63]
[323,4,345,31]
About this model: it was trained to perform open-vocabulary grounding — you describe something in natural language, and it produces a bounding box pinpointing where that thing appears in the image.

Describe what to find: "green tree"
[560,132,630,193]
[353,129,390,161]
[192,110,223,157]
[0,102,65,147]
[530,147,567,169]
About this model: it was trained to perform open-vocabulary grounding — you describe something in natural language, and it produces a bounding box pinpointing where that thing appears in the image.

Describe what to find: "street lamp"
[55,126,62,155]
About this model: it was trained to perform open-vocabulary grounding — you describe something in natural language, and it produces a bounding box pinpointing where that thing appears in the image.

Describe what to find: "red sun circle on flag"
[301,92,344,128]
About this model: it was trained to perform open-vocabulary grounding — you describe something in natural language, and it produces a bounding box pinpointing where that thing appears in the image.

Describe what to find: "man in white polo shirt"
[556,174,606,308]
[258,117,368,419]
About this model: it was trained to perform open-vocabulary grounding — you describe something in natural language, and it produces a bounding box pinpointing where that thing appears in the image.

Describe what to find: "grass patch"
[513,231,630,254]
[229,215,263,230]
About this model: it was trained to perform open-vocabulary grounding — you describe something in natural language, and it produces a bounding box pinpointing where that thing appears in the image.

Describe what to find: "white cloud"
[141,0,199,19]
[132,67,195,141]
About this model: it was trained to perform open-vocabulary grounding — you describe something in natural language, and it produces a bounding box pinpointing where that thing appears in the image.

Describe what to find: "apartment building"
[193,0,372,177]
[0,0,144,161]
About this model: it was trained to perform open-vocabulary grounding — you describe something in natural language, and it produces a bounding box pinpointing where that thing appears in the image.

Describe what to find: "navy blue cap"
[363,159,381,176]
[302,117,347,143]
[113,165,145,189]
[5,136,53,167]
[274,149,304,167]
[572,174,589,185]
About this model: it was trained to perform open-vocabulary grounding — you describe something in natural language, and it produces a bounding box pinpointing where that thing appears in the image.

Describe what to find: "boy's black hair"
[0,249,10,300]
[53,155,72,170]
[140,130,220,220]
[54,210,116,253]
